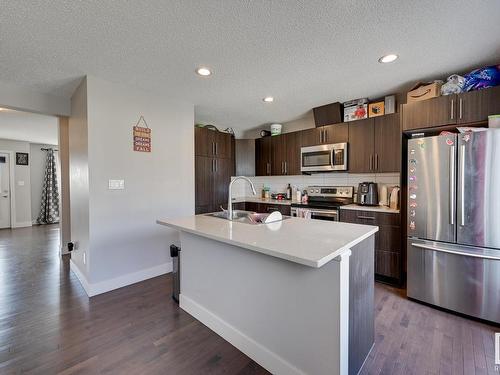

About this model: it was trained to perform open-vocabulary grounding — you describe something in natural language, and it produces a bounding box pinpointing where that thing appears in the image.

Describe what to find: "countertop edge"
[340,204,400,214]
[156,219,377,268]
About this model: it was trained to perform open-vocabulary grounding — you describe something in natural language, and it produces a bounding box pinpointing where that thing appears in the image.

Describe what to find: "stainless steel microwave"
[301,143,348,173]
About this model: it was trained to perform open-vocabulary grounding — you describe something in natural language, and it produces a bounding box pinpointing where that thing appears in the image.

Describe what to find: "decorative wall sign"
[16,152,29,165]
[133,115,151,152]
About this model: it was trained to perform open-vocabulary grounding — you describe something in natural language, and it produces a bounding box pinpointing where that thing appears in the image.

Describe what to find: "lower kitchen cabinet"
[236,201,291,216]
[340,209,402,284]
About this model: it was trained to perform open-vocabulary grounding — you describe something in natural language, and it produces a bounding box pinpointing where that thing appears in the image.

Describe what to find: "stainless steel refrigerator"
[407,130,500,323]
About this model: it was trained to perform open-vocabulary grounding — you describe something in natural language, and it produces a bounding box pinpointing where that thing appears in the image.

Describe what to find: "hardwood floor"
[0,225,498,374]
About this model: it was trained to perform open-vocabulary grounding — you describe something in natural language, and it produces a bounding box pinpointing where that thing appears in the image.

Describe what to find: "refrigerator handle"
[459,144,466,226]
[449,145,455,225]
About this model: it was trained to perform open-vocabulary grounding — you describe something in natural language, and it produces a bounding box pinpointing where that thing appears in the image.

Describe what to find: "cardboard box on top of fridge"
[407,81,442,103]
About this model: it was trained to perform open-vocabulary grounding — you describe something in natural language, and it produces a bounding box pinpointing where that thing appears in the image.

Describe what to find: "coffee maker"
[357,182,378,206]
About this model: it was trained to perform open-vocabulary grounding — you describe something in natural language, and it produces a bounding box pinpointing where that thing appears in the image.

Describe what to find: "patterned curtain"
[37,149,59,224]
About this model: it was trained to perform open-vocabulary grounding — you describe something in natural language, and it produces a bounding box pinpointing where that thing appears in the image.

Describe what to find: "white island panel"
[179,231,350,375]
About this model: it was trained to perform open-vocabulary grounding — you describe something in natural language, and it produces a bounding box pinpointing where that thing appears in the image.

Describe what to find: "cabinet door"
[271,135,287,175]
[284,132,301,175]
[213,158,232,209]
[255,137,272,176]
[458,85,500,124]
[215,132,232,159]
[195,156,214,210]
[195,127,215,157]
[374,113,401,173]
[322,123,348,144]
[348,118,374,173]
[402,95,456,130]
[300,128,322,147]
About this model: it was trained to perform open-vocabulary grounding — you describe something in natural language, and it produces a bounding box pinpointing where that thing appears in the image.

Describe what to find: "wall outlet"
[108,179,125,190]
[17,180,25,186]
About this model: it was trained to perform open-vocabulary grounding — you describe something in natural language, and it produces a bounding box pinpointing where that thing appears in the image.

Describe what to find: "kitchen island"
[157,215,378,375]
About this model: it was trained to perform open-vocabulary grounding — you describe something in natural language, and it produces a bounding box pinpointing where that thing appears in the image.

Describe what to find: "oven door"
[301,143,347,172]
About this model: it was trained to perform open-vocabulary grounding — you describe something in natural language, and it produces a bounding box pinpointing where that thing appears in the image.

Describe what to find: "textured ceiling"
[1,1,499,132]
[0,110,58,145]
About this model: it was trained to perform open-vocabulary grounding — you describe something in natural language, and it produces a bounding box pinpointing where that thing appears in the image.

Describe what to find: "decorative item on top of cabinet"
[312,102,343,127]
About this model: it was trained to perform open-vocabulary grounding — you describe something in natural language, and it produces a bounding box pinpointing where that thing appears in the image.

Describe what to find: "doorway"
[0,108,70,255]
[0,151,13,228]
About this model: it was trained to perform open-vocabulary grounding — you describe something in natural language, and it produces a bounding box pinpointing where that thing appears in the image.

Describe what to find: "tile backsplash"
[230,173,400,198]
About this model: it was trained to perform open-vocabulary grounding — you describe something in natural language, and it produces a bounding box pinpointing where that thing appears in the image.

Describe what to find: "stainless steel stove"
[291,186,354,221]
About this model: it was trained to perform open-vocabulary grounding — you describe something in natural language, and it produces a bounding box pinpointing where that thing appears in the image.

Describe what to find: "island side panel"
[179,231,350,375]
[348,235,375,375]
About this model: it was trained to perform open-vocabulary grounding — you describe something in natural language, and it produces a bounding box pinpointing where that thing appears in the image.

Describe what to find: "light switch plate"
[18,180,25,186]
[108,179,125,190]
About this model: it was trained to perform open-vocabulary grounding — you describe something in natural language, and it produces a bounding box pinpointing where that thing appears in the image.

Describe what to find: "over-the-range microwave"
[300,143,348,173]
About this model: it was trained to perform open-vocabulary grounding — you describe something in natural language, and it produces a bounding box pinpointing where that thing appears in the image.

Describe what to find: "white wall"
[68,78,90,279]
[0,80,70,116]
[69,75,194,295]
[29,143,59,222]
[239,111,315,139]
[0,139,32,227]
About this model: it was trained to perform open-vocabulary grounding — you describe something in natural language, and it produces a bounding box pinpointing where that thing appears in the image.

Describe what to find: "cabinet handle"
[319,130,323,143]
[450,99,454,120]
[375,153,379,171]
[459,98,463,119]
[281,161,284,174]
[215,159,217,172]
[212,159,215,173]
[369,155,373,171]
[215,142,218,155]
[357,215,375,220]
[267,162,271,175]
[284,161,287,174]
[324,129,328,143]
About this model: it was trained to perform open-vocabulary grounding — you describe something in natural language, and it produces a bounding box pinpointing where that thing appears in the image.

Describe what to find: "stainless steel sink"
[206,210,290,225]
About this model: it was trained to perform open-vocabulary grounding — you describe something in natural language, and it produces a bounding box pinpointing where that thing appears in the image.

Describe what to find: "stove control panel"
[306,186,354,198]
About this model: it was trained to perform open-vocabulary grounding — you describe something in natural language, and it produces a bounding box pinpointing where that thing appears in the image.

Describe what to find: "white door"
[0,153,11,229]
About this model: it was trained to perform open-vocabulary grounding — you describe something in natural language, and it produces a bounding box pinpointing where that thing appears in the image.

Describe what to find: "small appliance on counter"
[357,182,378,206]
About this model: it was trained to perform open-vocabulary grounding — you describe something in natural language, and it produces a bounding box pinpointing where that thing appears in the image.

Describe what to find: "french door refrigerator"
[407,130,500,323]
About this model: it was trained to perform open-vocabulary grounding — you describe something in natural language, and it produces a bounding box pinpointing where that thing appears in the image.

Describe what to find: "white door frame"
[0,150,16,228]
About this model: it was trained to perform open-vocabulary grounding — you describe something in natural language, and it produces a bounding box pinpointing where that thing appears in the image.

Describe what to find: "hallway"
[0,225,498,374]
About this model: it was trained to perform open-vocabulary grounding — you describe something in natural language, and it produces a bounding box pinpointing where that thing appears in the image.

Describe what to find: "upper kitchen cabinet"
[402,85,500,130]
[402,95,456,131]
[255,136,272,176]
[195,126,232,158]
[348,118,375,173]
[349,114,401,173]
[271,132,301,176]
[374,113,401,173]
[457,85,500,124]
[300,123,348,147]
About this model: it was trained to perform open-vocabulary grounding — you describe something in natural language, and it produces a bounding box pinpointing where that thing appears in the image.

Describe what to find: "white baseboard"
[12,221,33,228]
[180,294,305,375]
[70,260,172,297]
[69,259,91,296]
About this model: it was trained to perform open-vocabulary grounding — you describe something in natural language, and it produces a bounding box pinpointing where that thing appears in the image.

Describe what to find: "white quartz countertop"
[157,215,378,268]
[340,204,400,214]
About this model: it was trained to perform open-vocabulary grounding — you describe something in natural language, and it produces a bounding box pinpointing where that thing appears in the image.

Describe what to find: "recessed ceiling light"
[196,67,212,76]
[378,54,398,63]
[0,108,7,111]
[263,97,274,103]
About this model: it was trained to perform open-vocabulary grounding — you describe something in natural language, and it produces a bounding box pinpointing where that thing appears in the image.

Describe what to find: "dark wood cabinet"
[402,95,455,131]
[237,201,291,216]
[271,135,286,175]
[300,123,348,147]
[374,113,401,173]
[313,102,342,127]
[457,85,500,124]
[255,136,272,176]
[340,209,402,284]
[322,122,349,144]
[195,128,234,214]
[402,86,500,131]
[349,115,401,173]
[348,118,375,173]
[300,127,322,147]
[284,132,301,175]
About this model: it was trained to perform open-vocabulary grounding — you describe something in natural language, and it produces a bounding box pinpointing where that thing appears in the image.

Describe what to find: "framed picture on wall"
[16,152,29,166]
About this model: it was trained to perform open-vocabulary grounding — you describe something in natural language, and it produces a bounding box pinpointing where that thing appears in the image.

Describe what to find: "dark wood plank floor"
[0,225,498,374]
